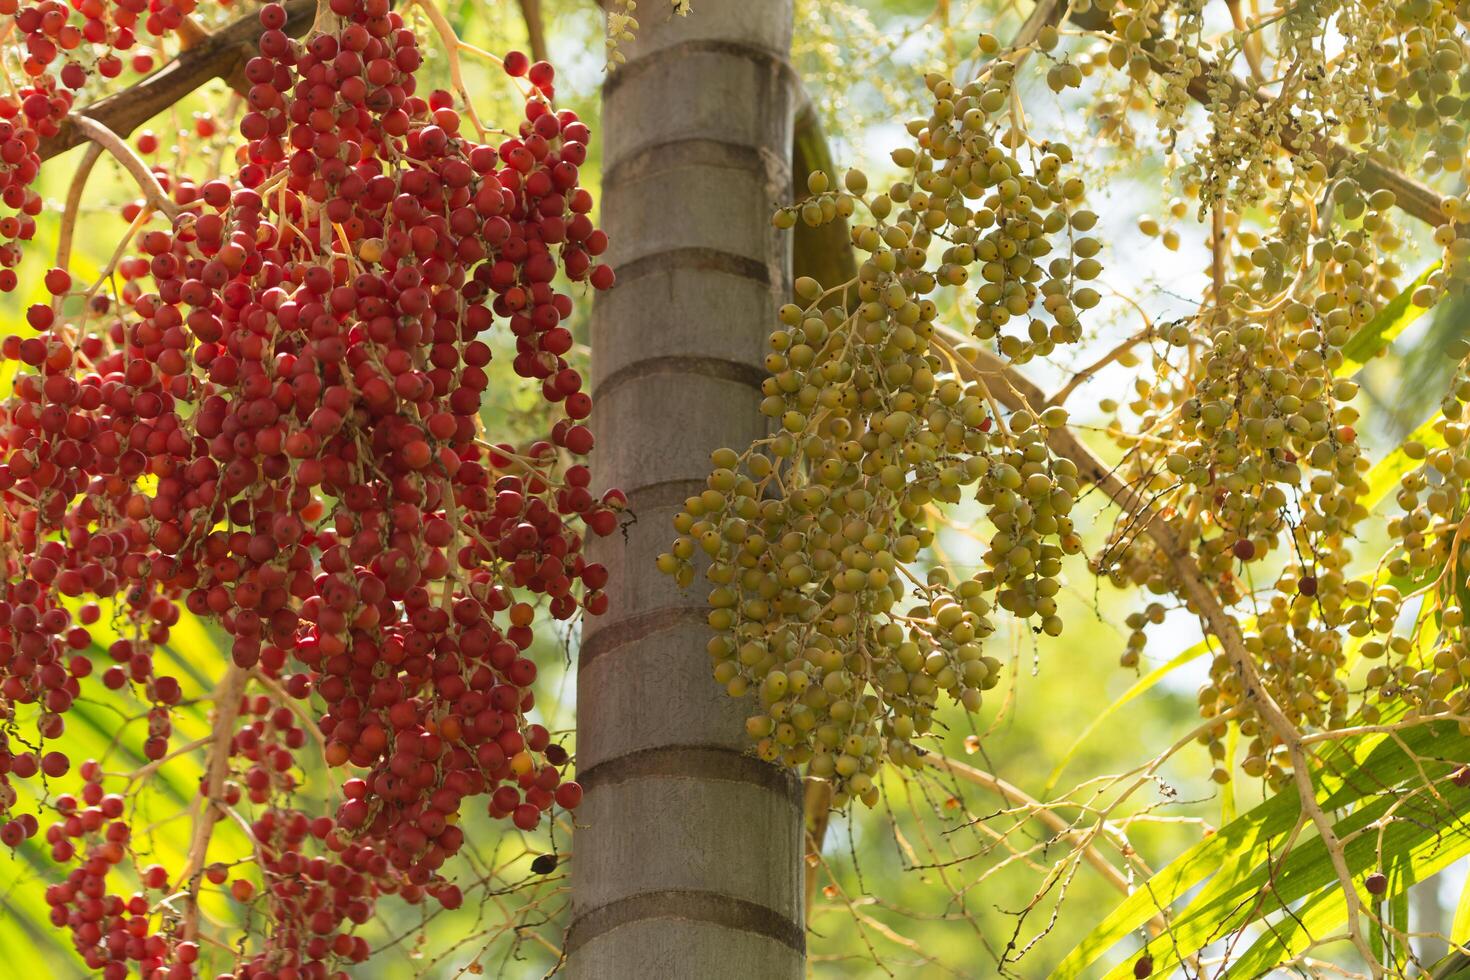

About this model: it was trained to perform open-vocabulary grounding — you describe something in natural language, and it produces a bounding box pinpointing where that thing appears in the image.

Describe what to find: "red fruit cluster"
[0,93,51,291]
[9,0,191,74]
[218,695,387,976]
[0,562,184,851]
[0,0,188,292]
[40,760,192,979]
[0,0,614,971]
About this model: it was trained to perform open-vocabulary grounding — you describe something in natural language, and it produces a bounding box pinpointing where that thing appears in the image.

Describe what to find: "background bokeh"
[0,0,1460,976]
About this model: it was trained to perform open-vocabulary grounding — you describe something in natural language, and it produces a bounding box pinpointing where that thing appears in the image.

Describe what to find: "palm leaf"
[1222,782,1470,977]
[1337,263,1440,377]
[1059,719,1469,978]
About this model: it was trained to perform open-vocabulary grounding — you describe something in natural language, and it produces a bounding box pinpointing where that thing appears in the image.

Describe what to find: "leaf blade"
[1338,263,1439,377]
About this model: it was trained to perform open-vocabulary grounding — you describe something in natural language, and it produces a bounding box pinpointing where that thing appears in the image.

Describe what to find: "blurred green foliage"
[5,0,1467,977]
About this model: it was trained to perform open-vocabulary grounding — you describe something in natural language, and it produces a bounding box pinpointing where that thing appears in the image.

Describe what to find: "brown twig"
[54,141,103,315]
[119,734,214,784]
[1047,325,1153,407]
[409,0,489,138]
[937,326,1382,974]
[927,754,1175,943]
[1170,559,1381,974]
[179,664,248,943]
[70,116,180,220]
[516,0,548,62]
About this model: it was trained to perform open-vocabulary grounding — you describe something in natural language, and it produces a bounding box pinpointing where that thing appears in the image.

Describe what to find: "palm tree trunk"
[565,4,802,976]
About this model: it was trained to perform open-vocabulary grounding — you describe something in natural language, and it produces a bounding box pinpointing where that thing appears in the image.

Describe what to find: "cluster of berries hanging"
[0,0,196,293]
[663,63,1099,805]
[0,0,616,973]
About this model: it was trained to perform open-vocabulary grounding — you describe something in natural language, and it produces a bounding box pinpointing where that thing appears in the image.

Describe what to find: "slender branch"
[1047,325,1152,407]
[81,205,151,304]
[1171,563,1381,974]
[408,0,489,138]
[54,141,103,315]
[926,753,1176,943]
[70,116,180,220]
[112,735,215,785]
[516,0,549,62]
[180,664,248,943]
[939,326,1383,973]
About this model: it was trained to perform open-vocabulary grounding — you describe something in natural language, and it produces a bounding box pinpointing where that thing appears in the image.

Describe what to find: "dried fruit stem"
[180,664,248,943]
[70,115,180,220]
[121,735,214,784]
[408,0,489,139]
[54,141,103,314]
[1047,326,1152,407]
[940,325,1382,974]
[927,753,1176,943]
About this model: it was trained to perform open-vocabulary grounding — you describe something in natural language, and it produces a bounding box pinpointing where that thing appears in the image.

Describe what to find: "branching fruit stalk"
[180,664,247,943]
[928,753,1178,945]
[70,115,181,220]
[937,325,1383,973]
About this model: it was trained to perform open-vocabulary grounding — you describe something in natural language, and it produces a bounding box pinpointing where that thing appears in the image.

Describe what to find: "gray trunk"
[566,4,802,977]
